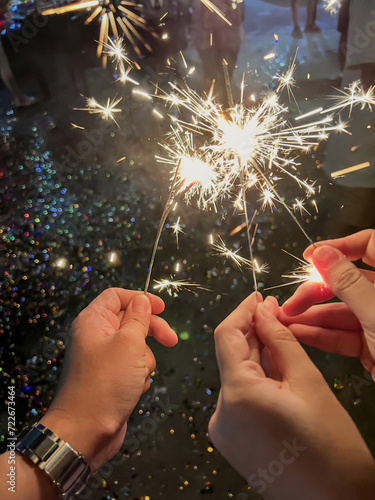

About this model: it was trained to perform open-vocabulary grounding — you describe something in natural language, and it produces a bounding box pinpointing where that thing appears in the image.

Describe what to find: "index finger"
[282,281,334,316]
[304,229,375,267]
[278,302,362,331]
[86,288,165,316]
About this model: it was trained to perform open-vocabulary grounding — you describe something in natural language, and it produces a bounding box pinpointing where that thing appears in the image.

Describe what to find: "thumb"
[312,246,375,334]
[255,297,321,381]
[118,293,152,339]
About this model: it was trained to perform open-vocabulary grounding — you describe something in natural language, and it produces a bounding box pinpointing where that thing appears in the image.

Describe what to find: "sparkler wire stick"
[239,167,258,293]
[144,161,182,294]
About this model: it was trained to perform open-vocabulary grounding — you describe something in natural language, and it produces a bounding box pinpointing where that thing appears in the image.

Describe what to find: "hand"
[40,288,178,471]
[209,294,375,500]
[281,230,375,379]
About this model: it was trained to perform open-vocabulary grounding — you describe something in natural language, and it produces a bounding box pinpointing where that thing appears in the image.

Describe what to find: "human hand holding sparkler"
[209,294,375,499]
[281,230,375,380]
[40,288,178,471]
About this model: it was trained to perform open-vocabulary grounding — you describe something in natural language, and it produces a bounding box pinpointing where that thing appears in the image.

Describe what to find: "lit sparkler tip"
[282,263,323,284]
[265,251,323,291]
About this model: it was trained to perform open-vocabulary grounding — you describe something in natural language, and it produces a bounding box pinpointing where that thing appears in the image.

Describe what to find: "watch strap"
[16,422,91,498]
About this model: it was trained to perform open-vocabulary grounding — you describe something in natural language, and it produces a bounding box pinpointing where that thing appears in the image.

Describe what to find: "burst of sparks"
[211,236,268,272]
[156,79,372,237]
[265,250,323,291]
[74,97,122,127]
[153,279,203,296]
[282,262,323,286]
[212,236,252,269]
[323,81,375,116]
[323,0,340,15]
[147,70,375,293]
[85,0,155,64]
[156,129,223,209]
[102,36,132,68]
[101,36,140,85]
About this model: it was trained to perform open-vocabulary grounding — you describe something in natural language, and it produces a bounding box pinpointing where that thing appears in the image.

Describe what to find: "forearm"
[262,456,375,500]
[0,451,59,500]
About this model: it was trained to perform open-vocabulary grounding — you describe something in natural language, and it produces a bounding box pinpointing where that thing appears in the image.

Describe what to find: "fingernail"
[261,297,274,318]
[132,294,150,313]
[312,246,340,268]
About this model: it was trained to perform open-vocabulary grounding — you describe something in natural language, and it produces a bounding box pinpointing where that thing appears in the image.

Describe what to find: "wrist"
[39,410,111,472]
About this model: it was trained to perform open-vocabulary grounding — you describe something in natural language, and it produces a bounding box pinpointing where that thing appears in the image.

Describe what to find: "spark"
[212,236,252,269]
[102,36,132,67]
[170,216,185,248]
[42,0,99,16]
[323,81,375,116]
[275,52,297,100]
[293,198,311,216]
[212,237,269,273]
[260,189,276,211]
[295,107,323,121]
[311,199,319,213]
[71,123,85,130]
[74,97,122,127]
[331,162,371,179]
[153,279,203,296]
[132,89,152,100]
[200,0,232,26]
[153,109,164,119]
[253,259,270,274]
[180,51,187,69]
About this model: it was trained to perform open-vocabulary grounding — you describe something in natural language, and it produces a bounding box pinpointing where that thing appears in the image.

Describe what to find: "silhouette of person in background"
[0,4,38,107]
[0,42,38,107]
[291,0,320,38]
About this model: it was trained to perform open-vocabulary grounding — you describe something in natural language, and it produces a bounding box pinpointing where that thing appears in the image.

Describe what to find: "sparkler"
[144,136,222,293]
[151,75,375,293]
